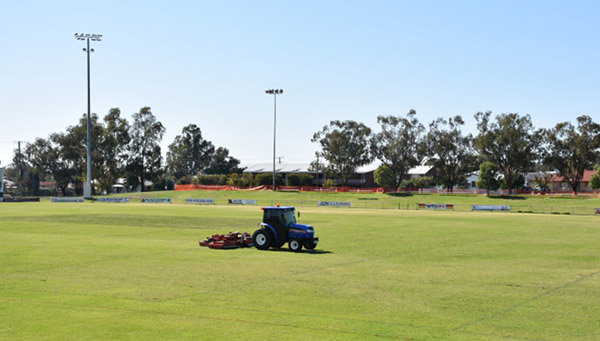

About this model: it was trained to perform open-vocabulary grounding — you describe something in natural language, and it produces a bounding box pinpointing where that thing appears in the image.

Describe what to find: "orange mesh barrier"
[175,184,385,193]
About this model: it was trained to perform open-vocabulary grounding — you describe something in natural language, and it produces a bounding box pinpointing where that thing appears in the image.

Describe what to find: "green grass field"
[1,198,600,339]
[102,189,600,215]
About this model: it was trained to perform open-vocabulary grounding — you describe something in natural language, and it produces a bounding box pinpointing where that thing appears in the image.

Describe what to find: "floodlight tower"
[265,89,283,190]
[74,33,102,199]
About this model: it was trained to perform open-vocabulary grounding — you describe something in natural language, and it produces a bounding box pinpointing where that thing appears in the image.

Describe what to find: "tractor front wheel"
[289,239,302,252]
[252,229,272,250]
[304,240,317,250]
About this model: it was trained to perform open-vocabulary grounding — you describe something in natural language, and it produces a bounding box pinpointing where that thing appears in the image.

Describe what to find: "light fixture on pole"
[74,33,102,199]
[265,89,283,191]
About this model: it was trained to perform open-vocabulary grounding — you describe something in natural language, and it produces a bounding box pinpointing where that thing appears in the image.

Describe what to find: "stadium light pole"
[265,89,283,191]
[74,33,102,199]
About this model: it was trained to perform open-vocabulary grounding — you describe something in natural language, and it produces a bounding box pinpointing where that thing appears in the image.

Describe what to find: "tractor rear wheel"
[252,229,272,250]
[289,239,302,252]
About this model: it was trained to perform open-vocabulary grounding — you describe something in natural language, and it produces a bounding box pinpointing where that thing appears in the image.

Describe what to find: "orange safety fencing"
[174,184,385,193]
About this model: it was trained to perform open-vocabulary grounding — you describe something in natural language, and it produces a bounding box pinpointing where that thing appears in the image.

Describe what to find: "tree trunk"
[569,179,579,193]
[506,173,513,195]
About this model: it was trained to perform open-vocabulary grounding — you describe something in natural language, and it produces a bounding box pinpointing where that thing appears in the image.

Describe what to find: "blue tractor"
[252,206,318,252]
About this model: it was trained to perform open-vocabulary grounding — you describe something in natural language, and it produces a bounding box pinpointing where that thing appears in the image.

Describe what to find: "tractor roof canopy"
[261,206,295,211]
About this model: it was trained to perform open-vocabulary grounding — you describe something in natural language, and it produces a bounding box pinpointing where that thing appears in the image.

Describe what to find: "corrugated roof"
[242,162,432,175]
[551,170,596,182]
[408,165,433,175]
[242,163,312,173]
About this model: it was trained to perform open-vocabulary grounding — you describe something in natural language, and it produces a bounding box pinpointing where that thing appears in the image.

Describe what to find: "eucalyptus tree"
[372,110,426,190]
[427,115,476,191]
[203,147,242,175]
[126,107,166,192]
[97,108,130,194]
[167,124,215,179]
[545,115,600,192]
[474,111,540,194]
[26,136,77,196]
[312,120,373,186]
[60,113,104,194]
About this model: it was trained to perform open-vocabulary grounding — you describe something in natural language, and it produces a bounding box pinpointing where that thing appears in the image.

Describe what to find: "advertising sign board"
[51,197,84,203]
[317,201,351,207]
[472,205,510,211]
[186,198,215,204]
[228,199,256,205]
[141,198,171,203]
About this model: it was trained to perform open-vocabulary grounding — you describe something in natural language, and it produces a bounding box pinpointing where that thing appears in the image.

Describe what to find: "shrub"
[374,165,395,188]
[195,174,227,185]
[176,175,193,185]
[476,162,499,196]
[241,173,255,187]
[226,173,254,187]
[590,165,600,190]
[411,176,434,188]
[254,173,283,186]
[286,173,314,186]
[322,179,337,187]
[400,179,414,189]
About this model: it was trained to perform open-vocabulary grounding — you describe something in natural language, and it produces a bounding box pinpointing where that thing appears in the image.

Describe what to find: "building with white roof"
[241,162,435,188]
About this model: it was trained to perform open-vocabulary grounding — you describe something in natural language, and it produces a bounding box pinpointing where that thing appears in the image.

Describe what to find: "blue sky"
[1,0,599,167]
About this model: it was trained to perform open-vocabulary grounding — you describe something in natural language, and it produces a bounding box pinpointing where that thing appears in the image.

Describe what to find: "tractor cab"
[262,206,296,241]
[253,206,318,252]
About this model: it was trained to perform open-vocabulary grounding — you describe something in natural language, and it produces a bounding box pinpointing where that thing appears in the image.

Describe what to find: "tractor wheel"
[252,229,272,250]
[289,239,302,252]
[304,240,317,250]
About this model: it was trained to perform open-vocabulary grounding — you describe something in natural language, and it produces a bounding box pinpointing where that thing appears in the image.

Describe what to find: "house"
[549,170,596,192]
[465,172,479,190]
[38,181,56,196]
[241,162,435,188]
[242,163,324,186]
[407,165,436,179]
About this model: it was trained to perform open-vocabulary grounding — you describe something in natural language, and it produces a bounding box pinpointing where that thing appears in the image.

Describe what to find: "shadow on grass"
[385,192,414,198]
[488,195,526,200]
[267,247,333,255]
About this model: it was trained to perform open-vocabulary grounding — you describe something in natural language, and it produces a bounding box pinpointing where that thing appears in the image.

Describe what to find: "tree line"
[311,111,600,193]
[8,107,241,196]
[6,108,600,196]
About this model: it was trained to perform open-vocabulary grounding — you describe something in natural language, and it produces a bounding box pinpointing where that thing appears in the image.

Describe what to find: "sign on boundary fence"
[317,201,351,207]
[51,197,84,203]
[472,205,510,211]
[418,203,454,210]
[228,199,256,205]
[141,198,171,203]
[186,198,214,204]
[97,197,129,203]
